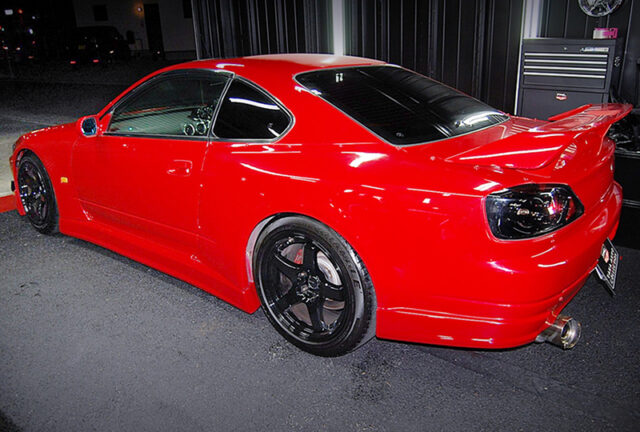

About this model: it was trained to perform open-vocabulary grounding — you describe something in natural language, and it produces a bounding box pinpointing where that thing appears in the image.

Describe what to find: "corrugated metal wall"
[540,0,632,39]
[539,0,639,105]
[191,0,332,59]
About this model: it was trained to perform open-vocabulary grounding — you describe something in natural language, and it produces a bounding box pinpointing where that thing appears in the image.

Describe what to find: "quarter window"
[108,72,230,137]
[213,80,290,140]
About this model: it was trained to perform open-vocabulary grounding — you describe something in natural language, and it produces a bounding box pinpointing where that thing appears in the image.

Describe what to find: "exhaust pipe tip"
[535,315,581,349]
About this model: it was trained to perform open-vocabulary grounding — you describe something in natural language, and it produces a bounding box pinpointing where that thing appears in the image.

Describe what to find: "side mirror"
[79,116,98,137]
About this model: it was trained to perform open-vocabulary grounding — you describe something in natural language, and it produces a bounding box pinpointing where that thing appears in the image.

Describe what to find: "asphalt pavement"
[1,68,639,431]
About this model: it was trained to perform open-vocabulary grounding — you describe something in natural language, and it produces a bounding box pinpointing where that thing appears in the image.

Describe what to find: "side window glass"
[108,73,229,137]
[213,80,290,140]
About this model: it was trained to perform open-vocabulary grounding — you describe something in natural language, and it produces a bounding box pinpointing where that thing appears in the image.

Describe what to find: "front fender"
[10,123,79,223]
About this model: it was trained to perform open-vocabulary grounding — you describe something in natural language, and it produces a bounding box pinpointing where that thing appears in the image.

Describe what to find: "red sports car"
[10,54,631,356]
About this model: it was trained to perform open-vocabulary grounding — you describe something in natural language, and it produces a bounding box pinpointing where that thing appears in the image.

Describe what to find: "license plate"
[594,238,619,295]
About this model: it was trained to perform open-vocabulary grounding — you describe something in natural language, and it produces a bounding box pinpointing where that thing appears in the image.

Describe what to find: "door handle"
[166,160,193,177]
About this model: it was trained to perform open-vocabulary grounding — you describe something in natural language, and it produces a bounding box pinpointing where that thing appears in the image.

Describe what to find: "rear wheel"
[17,153,58,234]
[254,216,375,357]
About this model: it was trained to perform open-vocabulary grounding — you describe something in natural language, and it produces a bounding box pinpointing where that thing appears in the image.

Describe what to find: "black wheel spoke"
[18,161,46,222]
[273,287,300,311]
[320,282,345,301]
[35,200,44,218]
[273,252,301,282]
[25,166,37,182]
[306,301,326,332]
[303,242,318,271]
[17,156,57,234]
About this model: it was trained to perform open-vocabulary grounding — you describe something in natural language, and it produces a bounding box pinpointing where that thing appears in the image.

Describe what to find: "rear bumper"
[377,270,590,349]
[376,182,622,349]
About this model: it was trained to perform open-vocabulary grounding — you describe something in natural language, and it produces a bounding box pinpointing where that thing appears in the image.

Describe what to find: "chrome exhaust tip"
[535,315,581,349]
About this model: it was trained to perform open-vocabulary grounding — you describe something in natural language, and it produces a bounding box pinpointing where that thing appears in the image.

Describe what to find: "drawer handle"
[556,93,568,101]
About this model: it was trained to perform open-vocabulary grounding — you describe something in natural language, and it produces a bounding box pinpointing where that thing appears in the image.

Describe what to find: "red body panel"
[9,54,629,349]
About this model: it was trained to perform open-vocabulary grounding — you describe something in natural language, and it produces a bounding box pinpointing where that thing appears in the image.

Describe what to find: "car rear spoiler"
[446,104,633,170]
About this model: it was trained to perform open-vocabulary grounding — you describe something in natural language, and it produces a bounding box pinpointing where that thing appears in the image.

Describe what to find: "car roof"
[179,53,384,71]
[163,54,387,88]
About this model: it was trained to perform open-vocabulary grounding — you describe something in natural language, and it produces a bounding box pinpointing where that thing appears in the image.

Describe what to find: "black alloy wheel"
[254,216,375,356]
[17,153,58,234]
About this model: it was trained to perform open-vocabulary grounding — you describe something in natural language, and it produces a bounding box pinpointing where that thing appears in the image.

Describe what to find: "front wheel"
[17,153,59,234]
[254,216,376,357]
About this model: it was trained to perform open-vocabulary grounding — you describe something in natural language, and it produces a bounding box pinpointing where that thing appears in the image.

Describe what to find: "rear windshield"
[296,66,508,146]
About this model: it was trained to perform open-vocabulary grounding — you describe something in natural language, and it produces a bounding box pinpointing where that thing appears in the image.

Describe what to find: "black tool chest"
[516,38,617,120]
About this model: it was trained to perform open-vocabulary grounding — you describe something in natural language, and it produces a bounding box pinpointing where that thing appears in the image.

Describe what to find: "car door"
[72,70,231,256]
[197,78,293,280]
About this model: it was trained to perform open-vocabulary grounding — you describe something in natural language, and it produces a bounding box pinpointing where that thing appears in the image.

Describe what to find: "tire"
[17,153,59,234]
[254,216,376,357]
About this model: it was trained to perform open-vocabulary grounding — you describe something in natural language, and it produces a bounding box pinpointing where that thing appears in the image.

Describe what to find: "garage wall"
[538,0,639,106]
[73,0,196,57]
[73,0,143,47]
[191,0,332,59]
[344,0,524,114]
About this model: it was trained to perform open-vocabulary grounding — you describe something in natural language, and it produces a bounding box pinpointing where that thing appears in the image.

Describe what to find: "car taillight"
[485,184,583,240]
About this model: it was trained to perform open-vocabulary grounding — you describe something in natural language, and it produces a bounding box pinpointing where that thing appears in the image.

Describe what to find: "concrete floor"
[0,132,19,196]
[1,68,639,431]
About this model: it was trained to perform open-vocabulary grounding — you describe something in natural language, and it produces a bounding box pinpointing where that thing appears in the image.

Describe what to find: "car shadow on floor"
[0,410,21,432]
[66,236,247,316]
